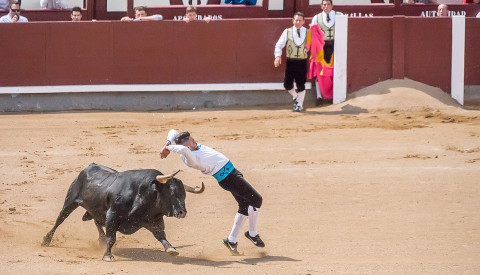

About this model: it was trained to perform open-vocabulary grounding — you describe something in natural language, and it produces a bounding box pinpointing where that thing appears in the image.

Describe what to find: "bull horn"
[156,170,181,184]
[184,182,205,194]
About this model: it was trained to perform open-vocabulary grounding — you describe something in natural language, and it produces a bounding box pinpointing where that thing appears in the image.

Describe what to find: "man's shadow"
[114,246,300,267]
[304,104,369,115]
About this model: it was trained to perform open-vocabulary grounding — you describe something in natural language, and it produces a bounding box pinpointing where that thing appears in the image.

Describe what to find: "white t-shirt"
[0,14,28,22]
[165,129,230,176]
[40,0,68,9]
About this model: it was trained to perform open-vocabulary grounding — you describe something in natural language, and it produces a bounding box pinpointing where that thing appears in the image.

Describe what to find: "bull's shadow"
[114,247,300,267]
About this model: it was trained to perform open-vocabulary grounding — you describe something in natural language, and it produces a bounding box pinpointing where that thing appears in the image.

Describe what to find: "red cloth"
[318,66,333,99]
[306,24,325,80]
[307,24,333,99]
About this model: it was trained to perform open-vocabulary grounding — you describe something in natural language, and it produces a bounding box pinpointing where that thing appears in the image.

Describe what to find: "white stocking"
[227,213,247,243]
[315,80,323,99]
[296,90,306,108]
[247,206,260,237]
[287,88,297,101]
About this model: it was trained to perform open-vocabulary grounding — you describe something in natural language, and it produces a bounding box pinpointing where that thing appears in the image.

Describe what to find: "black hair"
[134,6,147,12]
[293,12,305,19]
[174,132,191,145]
[11,1,21,8]
[71,6,81,14]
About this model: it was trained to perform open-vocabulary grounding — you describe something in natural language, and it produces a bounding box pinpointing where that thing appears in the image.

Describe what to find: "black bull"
[41,163,204,261]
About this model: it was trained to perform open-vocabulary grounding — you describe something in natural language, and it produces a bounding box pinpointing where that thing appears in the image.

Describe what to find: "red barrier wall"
[465,18,480,85]
[346,17,480,93]
[347,17,393,93]
[404,17,452,92]
[0,18,479,92]
[0,19,290,86]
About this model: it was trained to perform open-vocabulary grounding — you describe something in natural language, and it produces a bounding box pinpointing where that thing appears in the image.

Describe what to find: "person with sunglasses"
[0,1,28,23]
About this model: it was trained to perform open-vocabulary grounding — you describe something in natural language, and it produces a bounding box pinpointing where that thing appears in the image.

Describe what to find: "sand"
[1,79,479,274]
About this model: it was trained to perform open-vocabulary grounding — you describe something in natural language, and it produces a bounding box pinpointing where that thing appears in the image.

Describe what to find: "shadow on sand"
[114,247,300,267]
[303,104,369,115]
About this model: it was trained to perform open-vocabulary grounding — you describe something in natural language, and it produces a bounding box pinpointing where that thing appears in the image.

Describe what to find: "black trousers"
[218,169,263,216]
[324,40,334,64]
[283,58,308,91]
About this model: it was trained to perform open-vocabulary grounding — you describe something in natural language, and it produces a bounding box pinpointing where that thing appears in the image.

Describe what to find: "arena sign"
[420,10,467,17]
[173,14,223,20]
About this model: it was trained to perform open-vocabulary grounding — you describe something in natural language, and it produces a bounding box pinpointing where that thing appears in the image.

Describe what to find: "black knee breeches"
[284,58,308,91]
[218,169,263,216]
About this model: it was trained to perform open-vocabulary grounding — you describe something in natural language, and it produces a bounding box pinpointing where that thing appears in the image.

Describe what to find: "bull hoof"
[166,247,179,256]
[102,255,115,262]
[41,237,51,247]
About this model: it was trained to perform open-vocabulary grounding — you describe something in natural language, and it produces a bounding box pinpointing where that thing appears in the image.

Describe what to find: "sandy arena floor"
[0,79,479,274]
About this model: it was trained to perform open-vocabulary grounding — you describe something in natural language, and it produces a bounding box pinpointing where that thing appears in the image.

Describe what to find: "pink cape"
[306,24,333,100]
[306,24,325,80]
[318,66,333,99]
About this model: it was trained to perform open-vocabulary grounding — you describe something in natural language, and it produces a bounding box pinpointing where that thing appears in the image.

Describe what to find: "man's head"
[292,12,305,29]
[174,132,198,151]
[9,1,21,17]
[185,5,197,21]
[134,6,148,19]
[437,4,448,17]
[71,6,82,21]
[322,0,333,14]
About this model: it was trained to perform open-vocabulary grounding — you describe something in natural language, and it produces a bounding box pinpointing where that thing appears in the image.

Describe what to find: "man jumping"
[160,129,265,255]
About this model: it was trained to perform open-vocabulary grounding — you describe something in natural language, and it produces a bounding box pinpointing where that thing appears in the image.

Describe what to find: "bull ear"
[156,170,181,184]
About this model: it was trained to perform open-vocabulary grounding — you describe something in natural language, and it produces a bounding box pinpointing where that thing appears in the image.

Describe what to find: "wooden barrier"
[0,17,479,94]
[0,19,289,87]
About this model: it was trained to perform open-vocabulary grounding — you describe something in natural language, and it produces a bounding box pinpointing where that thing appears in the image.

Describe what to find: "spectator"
[184,5,211,22]
[406,0,438,3]
[0,0,9,10]
[40,0,68,9]
[463,0,480,3]
[70,6,82,21]
[121,6,163,22]
[310,0,342,105]
[224,0,257,4]
[274,12,309,112]
[0,1,28,23]
[437,4,448,16]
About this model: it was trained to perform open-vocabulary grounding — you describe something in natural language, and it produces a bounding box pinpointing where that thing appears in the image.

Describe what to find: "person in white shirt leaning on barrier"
[121,6,163,22]
[159,129,265,256]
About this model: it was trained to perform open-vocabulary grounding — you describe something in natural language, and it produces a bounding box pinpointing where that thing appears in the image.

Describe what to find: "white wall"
[108,0,263,12]
[310,0,389,4]
[21,0,84,9]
